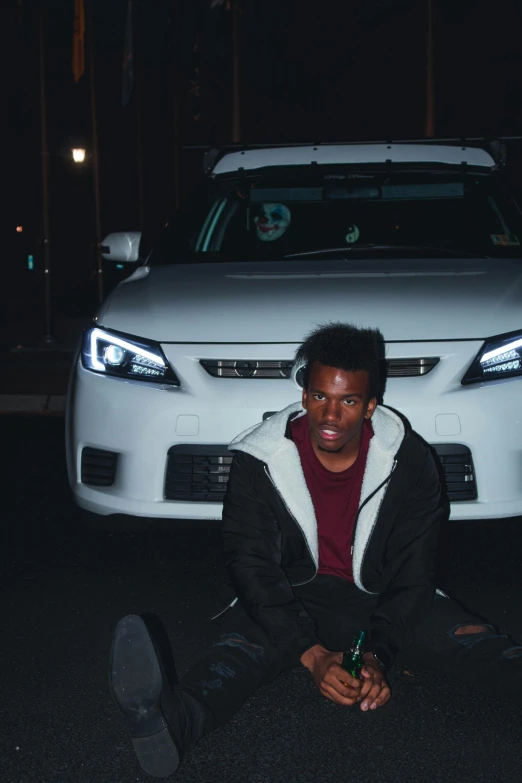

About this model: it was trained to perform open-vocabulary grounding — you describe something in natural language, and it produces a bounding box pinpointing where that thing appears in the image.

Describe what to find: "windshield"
[149,167,522,264]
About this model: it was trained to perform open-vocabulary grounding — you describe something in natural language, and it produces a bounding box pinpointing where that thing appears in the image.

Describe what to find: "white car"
[66,142,522,526]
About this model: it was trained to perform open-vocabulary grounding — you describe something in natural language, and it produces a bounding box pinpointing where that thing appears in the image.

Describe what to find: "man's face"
[301,362,377,454]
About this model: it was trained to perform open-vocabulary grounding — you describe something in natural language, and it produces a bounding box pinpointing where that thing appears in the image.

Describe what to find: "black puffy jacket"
[221,402,448,667]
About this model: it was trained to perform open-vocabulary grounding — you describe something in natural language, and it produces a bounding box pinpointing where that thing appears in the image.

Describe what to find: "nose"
[323,400,342,423]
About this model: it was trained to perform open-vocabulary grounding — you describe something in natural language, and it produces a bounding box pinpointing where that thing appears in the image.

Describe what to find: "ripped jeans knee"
[449,623,522,662]
[502,645,522,660]
[450,623,508,649]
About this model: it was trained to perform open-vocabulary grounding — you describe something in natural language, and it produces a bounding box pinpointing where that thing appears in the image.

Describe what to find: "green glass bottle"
[342,630,367,679]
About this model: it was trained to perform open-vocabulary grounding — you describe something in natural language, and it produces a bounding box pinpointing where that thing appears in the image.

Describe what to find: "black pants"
[175,576,522,741]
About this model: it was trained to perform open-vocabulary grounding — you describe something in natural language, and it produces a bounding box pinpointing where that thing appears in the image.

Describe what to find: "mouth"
[317,426,343,441]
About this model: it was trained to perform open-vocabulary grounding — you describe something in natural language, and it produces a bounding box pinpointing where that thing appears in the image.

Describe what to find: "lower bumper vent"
[165,445,232,501]
[81,447,119,487]
[431,443,477,501]
[164,443,476,504]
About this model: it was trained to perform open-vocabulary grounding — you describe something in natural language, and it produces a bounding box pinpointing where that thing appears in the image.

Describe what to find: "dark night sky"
[4,0,522,307]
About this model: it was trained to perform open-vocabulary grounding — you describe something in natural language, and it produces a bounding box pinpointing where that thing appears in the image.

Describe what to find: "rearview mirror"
[101,232,142,263]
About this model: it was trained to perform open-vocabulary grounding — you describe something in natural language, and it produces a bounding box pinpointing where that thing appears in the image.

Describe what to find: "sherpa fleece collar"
[228,402,405,593]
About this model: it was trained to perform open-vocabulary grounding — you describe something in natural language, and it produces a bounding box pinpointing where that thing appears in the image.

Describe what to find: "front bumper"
[66,340,522,521]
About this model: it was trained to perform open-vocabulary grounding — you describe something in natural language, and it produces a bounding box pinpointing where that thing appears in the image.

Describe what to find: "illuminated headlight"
[81,327,180,386]
[462,331,522,385]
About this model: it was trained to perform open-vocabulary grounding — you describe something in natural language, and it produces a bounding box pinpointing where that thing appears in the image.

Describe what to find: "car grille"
[200,357,439,379]
[81,447,119,487]
[200,360,294,379]
[165,446,233,501]
[431,444,477,501]
[386,357,439,377]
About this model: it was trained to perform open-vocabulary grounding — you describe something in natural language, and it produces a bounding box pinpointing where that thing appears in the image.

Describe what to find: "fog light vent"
[432,443,477,501]
[81,447,119,487]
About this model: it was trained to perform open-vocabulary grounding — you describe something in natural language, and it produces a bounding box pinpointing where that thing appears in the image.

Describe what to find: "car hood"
[99,257,522,343]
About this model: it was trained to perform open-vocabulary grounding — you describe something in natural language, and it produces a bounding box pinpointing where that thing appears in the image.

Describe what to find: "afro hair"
[294,322,386,401]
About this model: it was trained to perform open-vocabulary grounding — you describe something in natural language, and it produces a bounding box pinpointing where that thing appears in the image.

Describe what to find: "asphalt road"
[2,416,522,783]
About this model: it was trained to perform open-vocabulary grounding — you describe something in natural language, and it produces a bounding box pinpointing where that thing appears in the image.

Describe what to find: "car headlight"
[462,330,522,385]
[81,327,180,386]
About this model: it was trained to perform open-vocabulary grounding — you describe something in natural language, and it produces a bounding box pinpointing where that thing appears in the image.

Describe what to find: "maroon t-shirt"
[289,414,373,582]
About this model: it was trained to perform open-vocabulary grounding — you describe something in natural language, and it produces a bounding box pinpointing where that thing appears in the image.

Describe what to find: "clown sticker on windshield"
[345,224,360,244]
[255,204,291,242]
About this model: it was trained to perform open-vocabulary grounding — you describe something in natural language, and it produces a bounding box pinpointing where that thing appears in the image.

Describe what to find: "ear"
[365,397,377,419]
[301,387,308,410]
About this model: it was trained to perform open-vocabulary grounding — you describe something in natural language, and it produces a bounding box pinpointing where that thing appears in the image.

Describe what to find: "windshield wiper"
[284,244,490,259]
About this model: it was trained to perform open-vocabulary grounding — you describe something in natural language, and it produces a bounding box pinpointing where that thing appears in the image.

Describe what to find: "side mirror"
[101,232,142,263]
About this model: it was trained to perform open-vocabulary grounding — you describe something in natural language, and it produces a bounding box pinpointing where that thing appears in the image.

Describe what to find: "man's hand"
[358,652,391,711]
[300,644,362,706]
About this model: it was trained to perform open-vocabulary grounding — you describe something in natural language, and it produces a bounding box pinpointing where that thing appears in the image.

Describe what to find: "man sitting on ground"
[109,322,522,778]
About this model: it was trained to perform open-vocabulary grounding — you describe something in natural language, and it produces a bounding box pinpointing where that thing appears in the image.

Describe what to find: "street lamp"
[72,147,86,163]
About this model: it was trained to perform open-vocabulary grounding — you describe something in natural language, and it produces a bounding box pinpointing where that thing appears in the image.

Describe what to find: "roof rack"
[184,137,521,172]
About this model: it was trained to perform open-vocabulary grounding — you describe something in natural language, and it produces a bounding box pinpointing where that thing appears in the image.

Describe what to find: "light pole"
[39,6,53,344]
[87,0,103,304]
[425,0,435,138]
[231,0,241,143]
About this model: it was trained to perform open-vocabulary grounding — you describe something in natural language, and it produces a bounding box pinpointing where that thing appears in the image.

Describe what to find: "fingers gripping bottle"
[342,630,367,679]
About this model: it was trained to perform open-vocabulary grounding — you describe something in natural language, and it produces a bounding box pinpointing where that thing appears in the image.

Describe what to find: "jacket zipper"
[264,458,397,588]
[263,465,318,587]
[351,459,397,557]
[210,596,238,621]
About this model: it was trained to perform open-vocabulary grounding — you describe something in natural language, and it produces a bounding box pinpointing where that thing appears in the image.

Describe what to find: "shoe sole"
[109,614,180,778]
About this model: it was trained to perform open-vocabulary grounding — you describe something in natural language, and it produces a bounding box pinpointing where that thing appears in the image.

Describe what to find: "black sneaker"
[109,614,182,778]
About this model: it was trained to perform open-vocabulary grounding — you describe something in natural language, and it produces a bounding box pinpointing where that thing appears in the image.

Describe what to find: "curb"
[0,395,67,414]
